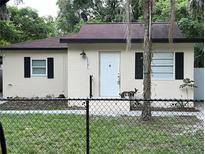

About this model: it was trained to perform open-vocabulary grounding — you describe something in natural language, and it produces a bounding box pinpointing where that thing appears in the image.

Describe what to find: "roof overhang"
[0,47,67,50]
[60,38,204,44]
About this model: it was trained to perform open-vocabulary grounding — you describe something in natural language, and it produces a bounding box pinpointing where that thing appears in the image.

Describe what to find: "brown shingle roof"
[0,37,67,50]
[60,23,203,43]
[1,23,203,50]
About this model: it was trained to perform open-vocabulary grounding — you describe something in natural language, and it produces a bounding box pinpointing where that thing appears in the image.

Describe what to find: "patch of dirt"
[0,101,85,110]
[130,106,199,112]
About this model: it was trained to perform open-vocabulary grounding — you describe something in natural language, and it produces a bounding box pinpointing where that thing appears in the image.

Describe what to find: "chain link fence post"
[86,98,90,154]
[0,122,7,154]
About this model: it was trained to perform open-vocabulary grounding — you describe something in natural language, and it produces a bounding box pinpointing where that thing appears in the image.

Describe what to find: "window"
[151,52,174,80]
[32,59,47,76]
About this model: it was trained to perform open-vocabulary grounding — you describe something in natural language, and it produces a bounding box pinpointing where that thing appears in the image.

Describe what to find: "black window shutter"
[175,52,184,80]
[47,58,54,79]
[135,53,143,79]
[24,57,30,78]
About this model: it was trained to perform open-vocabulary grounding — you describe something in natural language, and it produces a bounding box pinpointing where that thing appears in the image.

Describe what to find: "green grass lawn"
[0,114,203,154]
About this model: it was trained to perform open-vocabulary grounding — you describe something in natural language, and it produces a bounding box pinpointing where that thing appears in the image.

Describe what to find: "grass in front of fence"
[1,114,203,154]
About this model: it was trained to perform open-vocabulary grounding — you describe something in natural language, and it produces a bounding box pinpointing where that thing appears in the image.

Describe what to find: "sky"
[8,0,59,17]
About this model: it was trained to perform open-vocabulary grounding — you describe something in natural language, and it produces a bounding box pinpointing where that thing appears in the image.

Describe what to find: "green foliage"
[180,78,197,99]
[56,0,203,36]
[178,17,203,37]
[153,0,189,22]
[0,6,57,45]
[0,20,22,44]
[131,0,143,21]
[189,0,204,19]
[194,43,204,67]
[56,0,126,34]
[180,78,197,89]
[73,19,85,32]
[0,4,9,20]
[43,16,59,37]
[103,0,124,22]
[56,0,80,34]
[9,6,55,41]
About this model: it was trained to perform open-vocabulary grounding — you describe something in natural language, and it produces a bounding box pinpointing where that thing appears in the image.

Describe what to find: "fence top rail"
[0,98,204,102]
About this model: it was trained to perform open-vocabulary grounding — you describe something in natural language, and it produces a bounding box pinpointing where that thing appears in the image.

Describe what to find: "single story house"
[0,23,203,99]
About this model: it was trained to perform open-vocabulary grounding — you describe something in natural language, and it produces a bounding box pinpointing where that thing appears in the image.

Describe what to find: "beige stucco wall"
[67,43,194,99]
[1,43,194,99]
[2,50,68,98]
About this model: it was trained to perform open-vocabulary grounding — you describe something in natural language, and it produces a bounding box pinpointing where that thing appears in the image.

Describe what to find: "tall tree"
[131,0,143,21]
[141,0,153,121]
[0,6,56,45]
[169,0,176,43]
[104,0,123,22]
[188,0,204,68]
[10,7,55,40]
[56,0,125,33]
[0,4,9,20]
[0,0,22,19]
[0,0,9,6]
[189,0,204,18]
[56,0,80,34]
[0,0,9,20]
[141,0,181,120]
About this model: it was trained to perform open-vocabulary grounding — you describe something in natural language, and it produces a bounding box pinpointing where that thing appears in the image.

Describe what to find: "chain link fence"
[0,98,204,154]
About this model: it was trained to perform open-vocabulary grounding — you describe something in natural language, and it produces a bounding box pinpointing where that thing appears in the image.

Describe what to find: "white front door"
[100,52,120,97]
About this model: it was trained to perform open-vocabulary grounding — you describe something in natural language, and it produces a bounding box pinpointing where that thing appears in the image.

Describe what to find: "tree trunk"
[169,0,176,43]
[141,0,152,121]
[0,4,9,20]
[0,0,9,7]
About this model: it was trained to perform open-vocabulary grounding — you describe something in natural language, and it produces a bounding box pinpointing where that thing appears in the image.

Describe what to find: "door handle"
[117,75,120,85]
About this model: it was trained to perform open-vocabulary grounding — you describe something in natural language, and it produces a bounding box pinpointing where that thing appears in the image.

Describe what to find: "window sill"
[31,74,47,77]
[151,79,175,81]
[134,79,176,81]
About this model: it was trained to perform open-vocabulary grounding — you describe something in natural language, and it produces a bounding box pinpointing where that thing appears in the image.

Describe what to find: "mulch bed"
[0,101,85,110]
[130,107,199,112]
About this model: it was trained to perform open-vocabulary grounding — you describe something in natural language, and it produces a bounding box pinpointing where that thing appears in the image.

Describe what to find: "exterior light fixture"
[80,50,87,59]
[80,50,89,69]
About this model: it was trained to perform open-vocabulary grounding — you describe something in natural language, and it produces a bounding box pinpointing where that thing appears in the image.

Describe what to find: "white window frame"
[31,58,47,77]
[151,52,175,80]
